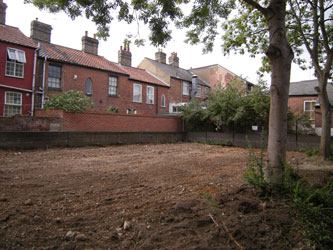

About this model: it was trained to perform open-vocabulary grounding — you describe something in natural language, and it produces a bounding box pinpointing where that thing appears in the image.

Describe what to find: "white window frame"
[304,101,316,120]
[183,81,190,96]
[127,109,137,114]
[195,85,202,98]
[133,83,142,103]
[48,64,62,90]
[4,91,22,117]
[6,48,26,78]
[161,94,166,107]
[146,86,154,104]
[108,76,118,96]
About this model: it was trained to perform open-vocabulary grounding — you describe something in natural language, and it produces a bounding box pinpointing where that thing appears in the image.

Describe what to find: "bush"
[44,90,94,112]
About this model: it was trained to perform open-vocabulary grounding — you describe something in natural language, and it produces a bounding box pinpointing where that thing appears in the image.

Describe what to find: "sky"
[5,0,314,84]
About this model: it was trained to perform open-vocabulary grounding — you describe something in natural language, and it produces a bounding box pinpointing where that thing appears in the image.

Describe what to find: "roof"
[144,58,211,87]
[289,79,333,104]
[39,42,126,75]
[119,66,169,87]
[0,24,36,49]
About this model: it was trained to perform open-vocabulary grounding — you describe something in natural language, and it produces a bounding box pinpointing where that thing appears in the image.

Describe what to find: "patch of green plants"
[107,106,119,113]
[300,146,320,157]
[202,193,218,211]
[200,139,233,147]
[245,140,333,249]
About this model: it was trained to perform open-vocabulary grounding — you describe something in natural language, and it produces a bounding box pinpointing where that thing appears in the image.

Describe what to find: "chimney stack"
[168,52,179,67]
[191,75,198,100]
[30,19,52,43]
[118,41,132,67]
[82,31,99,55]
[0,0,7,25]
[155,49,166,64]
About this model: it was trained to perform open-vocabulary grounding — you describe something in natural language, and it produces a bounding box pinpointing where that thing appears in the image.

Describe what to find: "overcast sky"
[6,0,314,84]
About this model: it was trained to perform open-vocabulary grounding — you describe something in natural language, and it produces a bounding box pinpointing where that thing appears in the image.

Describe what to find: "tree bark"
[317,75,332,159]
[264,0,294,185]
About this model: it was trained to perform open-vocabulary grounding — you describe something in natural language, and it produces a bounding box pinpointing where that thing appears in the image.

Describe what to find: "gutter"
[0,84,32,92]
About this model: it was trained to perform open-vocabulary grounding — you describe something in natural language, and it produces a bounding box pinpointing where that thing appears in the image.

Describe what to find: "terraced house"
[30,19,170,116]
[0,0,37,117]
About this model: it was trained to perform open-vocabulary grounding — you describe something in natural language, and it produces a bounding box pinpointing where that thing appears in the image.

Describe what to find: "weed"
[202,193,218,211]
[300,146,319,157]
[107,106,119,113]
[244,133,266,192]
[200,139,233,147]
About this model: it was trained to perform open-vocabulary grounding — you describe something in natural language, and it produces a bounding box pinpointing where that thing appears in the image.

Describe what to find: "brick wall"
[62,111,182,132]
[288,96,317,115]
[0,115,62,131]
[35,109,183,132]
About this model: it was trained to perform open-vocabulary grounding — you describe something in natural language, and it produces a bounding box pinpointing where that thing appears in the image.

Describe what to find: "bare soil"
[0,143,332,249]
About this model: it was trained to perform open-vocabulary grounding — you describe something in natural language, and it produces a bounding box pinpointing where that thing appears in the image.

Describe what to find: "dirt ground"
[0,142,332,249]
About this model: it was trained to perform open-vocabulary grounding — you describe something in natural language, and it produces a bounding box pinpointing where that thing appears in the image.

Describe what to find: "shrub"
[44,90,94,112]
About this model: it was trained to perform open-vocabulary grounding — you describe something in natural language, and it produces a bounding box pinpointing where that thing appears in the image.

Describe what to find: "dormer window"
[5,48,26,78]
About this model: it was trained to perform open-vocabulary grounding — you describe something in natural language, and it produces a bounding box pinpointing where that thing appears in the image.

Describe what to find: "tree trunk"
[264,0,294,185]
[317,75,331,159]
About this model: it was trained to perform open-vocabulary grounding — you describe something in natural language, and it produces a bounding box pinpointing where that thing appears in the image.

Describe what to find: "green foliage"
[44,90,94,112]
[244,132,266,191]
[200,139,232,147]
[288,110,314,135]
[179,100,210,131]
[245,147,333,248]
[202,193,218,211]
[180,80,270,132]
[300,147,320,157]
[107,106,119,113]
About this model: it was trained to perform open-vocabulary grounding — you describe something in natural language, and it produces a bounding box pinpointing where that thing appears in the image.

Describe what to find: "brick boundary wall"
[34,109,183,132]
[0,116,62,132]
[0,132,186,150]
[186,131,322,151]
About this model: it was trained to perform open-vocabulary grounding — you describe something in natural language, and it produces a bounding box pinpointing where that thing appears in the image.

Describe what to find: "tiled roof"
[289,79,333,104]
[39,42,126,75]
[144,58,211,87]
[0,24,36,48]
[120,66,169,87]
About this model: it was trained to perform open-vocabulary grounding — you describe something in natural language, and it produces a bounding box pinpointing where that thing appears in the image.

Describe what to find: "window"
[304,101,316,120]
[205,87,209,97]
[195,85,201,98]
[161,94,166,107]
[48,65,62,89]
[85,78,93,95]
[108,76,118,96]
[6,48,26,78]
[4,92,22,117]
[183,81,190,95]
[146,86,154,104]
[133,84,142,103]
[127,109,137,114]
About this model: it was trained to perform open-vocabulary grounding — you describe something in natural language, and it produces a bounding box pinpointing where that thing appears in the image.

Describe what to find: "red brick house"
[30,20,170,116]
[190,64,253,92]
[0,0,37,117]
[288,79,333,135]
[138,50,211,114]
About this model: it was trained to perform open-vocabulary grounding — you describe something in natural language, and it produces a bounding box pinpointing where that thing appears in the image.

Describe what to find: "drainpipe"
[31,44,39,116]
[191,75,198,101]
[156,86,159,114]
[41,56,47,109]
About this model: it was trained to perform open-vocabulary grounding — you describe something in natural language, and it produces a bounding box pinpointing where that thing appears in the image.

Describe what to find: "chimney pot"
[0,0,7,25]
[118,43,132,67]
[30,19,52,43]
[155,50,166,64]
[168,52,179,67]
[82,32,99,55]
